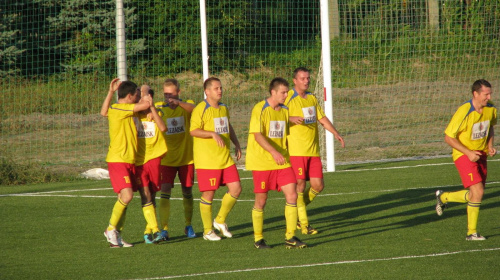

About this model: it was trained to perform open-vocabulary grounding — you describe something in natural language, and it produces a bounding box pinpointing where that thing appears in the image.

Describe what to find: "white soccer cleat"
[104,229,120,247]
[213,219,233,238]
[203,230,221,241]
[116,231,134,247]
[435,190,447,216]
[466,233,486,241]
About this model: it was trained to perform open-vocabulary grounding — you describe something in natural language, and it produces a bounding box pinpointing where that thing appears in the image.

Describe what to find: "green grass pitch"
[1,157,499,279]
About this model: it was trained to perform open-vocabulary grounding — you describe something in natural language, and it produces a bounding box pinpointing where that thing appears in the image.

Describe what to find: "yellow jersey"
[190,100,235,169]
[156,100,195,167]
[246,100,291,171]
[134,111,168,166]
[445,100,497,161]
[105,103,138,164]
[285,89,326,157]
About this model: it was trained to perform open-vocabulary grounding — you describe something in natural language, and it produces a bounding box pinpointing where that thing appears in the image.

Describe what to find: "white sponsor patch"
[136,120,156,138]
[214,117,229,134]
[302,106,316,124]
[166,116,185,135]
[268,121,285,138]
[471,120,489,140]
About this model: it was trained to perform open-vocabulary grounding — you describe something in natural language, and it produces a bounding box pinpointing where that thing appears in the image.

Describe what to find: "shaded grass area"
[1,158,500,279]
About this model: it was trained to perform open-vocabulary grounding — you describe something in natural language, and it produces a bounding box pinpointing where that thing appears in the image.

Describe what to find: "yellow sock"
[441,190,469,203]
[215,192,238,224]
[304,187,319,206]
[115,207,127,232]
[142,202,160,233]
[285,203,298,240]
[108,198,128,231]
[200,197,213,234]
[297,192,308,227]
[183,193,194,226]
[252,208,264,242]
[467,202,481,235]
[159,192,171,230]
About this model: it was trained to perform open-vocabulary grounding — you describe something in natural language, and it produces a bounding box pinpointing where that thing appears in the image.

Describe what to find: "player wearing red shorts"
[134,85,167,244]
[155,79,197,240]
[246,77,306,249]
[190,77,242,241]
[100,78,155,248]
[285,67,345,235]
[436,79,497,241]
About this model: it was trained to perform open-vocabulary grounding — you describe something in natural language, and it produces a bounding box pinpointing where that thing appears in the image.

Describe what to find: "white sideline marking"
[127,247,500,280]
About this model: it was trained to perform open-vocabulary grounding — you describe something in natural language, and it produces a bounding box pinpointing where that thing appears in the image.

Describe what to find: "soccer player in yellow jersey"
[190,77,242,241]
[436,79,497,241]
[246,77,307,249]
[285,67,345,235]
[100,78,154,248]
[134,85,167,244]
[155,79,197,240]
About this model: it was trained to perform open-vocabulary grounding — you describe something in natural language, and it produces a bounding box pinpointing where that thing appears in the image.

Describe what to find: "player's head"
[292,67,310,92]
[472,79,492,107]
[269,77,289,104]
[117,80,140,103]
[204,77,223,102]
[164,79,181,101]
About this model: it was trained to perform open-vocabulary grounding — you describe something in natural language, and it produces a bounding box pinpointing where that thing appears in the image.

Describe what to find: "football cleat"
[466,233,486,241]
[203,230,221,241]
[104,229,120,247]
[152,231,162,243]
[301,225,318,235]
[285,236,307,249]
[144,234,154,244]
[116,231,134,247]
[254,239,271,249]
[213,219,232,238]
[185,226,197,238]
[435,190,447,216]
[160,230,170,241]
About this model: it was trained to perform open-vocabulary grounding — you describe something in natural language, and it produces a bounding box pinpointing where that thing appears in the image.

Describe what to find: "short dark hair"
[293,67,310,79]
[203,77,221,90]
[117,81,138,99]
[472,79,492,94]
[269,77,289,94]
[163,79,180,90]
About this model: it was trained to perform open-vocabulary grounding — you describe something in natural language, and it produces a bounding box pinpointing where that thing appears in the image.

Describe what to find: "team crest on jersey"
[214,117,229,134]
[135,120,156,138]
[471,120,489,140]
[167,116,185,135]
[302,106,316,124]
[269,121,285,138]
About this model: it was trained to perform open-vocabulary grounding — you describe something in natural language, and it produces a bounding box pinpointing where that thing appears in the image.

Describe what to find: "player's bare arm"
[487,126,496,157]
[133,94,152,112]
[445,134,482,162]
[170,98,195,113]
[229,124,241,160]
[190,129,225,147]
[289,116,304,125]
[253,132,286,165]
[100,78,121,117]
[318,117,345,148]
[149,106,167,132]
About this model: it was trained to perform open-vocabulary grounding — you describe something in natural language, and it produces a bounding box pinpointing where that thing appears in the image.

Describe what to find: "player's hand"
[168,97,179,106]
[467,150,482,162]
[335,134,345,148]
[289,116,304,125]
[271,151,286,165]
[108,78,121,93]
[488,147,497,157]
[212,133,225,147]
[234,146,242,161]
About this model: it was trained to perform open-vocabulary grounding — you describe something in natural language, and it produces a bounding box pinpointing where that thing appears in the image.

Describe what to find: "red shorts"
[454,153,487,188]
[289,156,323,180]
[196,164,240,192]
[252,167,296,193]
[161,164,195,187]
[107,162,137,193]
[135,157,162,192]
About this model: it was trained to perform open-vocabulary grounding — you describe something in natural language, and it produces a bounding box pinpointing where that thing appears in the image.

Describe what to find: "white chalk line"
[126,247,500,280]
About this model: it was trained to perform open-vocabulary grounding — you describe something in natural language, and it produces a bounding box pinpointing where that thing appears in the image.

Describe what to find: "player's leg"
[282,182,307,249]
[305,177,323,206]
[466,182,485,240]
[200,190,219,240]
[252,192,268,248]
[290,156,310,231]
[159,165,175,240]
[213,165,241,238]
[180,164,196,238]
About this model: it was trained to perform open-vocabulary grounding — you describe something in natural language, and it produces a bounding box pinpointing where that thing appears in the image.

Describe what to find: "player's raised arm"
[100,78,121,117]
